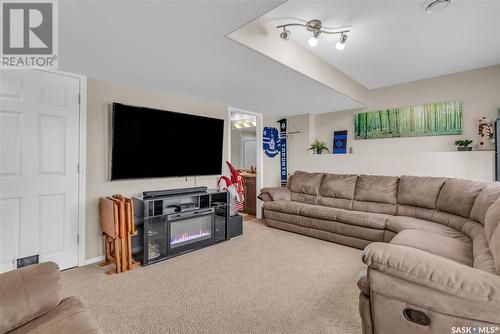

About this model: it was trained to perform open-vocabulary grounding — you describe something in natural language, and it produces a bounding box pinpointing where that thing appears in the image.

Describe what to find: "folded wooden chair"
[112,195,140,271]
[98,197,122,274]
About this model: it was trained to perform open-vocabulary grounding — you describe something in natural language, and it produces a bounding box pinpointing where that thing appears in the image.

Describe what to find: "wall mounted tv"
[111,103,224,180]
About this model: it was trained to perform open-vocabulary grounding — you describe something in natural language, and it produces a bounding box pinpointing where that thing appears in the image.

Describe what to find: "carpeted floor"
[62,219,364,334]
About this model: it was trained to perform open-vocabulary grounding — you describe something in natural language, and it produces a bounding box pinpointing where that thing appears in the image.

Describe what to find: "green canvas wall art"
[354,100,463,140]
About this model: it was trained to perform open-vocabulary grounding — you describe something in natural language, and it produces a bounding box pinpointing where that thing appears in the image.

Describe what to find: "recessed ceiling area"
[58,0,362,117]
[259,0,500,88]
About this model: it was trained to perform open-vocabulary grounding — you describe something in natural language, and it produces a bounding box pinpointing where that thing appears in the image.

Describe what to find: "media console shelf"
[132,188,238,266]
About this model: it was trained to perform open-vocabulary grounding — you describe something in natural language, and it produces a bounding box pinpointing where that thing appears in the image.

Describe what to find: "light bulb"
[335,41,345,50]
[308,36,318,47]
[336,33,347,50]
[308,31,321,47]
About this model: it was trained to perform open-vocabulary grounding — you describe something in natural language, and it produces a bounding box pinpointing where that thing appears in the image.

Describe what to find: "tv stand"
[132,188,237,266]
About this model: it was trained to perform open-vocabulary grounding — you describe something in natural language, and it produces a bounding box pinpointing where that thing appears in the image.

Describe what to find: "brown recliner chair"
[0,262,102,334]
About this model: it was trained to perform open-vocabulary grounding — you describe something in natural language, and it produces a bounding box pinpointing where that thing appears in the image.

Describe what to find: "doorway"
[228,108,263,219]
[0,68,86,272]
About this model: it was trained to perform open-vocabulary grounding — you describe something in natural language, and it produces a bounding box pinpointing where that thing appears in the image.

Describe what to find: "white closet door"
[0,69,80,272]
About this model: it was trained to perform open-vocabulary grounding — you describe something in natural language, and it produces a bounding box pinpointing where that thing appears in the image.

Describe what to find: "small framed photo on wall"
[333,130,348,154]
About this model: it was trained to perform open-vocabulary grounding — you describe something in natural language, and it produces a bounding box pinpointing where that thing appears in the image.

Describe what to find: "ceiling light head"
[280,29,291,41]
[335,33,347,50]
[308,30,321,47]
[423,0,451,13]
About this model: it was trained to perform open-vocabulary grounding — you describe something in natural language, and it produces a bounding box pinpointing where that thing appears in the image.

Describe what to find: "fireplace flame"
[171,229,211,245]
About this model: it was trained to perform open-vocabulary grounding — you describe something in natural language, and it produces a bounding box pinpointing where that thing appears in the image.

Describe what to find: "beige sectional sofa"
[259,171,500,333]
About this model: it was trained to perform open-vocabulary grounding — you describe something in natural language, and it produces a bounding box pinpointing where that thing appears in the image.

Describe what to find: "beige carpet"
[62,219,365,334]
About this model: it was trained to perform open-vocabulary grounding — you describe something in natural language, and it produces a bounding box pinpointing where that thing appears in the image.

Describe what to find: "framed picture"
[333,130,348,154]
[354,100,463,140]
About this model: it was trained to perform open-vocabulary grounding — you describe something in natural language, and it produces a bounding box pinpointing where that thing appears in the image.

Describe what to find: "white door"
[241,137,256,170]
[0,69,80,272]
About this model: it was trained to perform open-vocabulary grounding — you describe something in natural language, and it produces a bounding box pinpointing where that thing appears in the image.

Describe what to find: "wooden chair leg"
[114,237,122,274]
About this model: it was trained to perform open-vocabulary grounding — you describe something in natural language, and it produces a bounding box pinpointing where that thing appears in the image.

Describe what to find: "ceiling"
[58,0,362,117]
[262,0,500,88]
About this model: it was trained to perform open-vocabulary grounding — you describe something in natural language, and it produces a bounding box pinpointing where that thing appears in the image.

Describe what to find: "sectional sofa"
[259,171,500,333]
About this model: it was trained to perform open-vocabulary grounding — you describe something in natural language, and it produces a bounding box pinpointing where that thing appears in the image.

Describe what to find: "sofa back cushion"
[484,197,500,275]
[319,173,358,199]
[354,175,399,204]
[470,183,500,224]
[436,178,488,218]
[397,175,446,209]
[353,175,399,215]
[289,171,324,196]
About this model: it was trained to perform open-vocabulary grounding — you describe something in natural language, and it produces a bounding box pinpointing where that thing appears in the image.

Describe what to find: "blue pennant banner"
[278,119,287,187]
[262,127,280,158]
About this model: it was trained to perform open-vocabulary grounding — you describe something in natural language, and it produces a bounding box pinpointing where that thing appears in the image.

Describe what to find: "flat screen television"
[111,103,224,180]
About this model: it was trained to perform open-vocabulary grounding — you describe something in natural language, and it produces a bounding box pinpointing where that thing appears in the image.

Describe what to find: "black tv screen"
[111,103,224,180]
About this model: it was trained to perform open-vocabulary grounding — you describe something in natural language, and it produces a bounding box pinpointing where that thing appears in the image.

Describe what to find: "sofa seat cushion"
[10,296,102,334]
[386,216,470,242]
[301,205,389,230]
[263,200,304,216]
[264,210,385,242]
[390,229,473,266]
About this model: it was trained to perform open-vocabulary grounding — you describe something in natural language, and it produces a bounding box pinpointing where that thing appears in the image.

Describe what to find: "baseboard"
[85,255,105,265]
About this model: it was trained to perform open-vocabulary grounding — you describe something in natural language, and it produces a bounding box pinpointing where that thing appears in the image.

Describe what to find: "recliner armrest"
[362,242,500,305]
[258,187,291,202]
[0,262,63,333]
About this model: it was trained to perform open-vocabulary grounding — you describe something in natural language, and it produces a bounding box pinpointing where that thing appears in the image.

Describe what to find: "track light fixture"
[335,33,347,50]
[277,19,350,50]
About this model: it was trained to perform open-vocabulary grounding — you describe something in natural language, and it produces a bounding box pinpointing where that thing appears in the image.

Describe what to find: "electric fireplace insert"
[167,209,214,257]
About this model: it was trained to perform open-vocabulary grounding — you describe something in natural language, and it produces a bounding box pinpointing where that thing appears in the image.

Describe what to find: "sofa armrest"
[258,187,291,202]
[0,262,63,333]
[362,243,500,305]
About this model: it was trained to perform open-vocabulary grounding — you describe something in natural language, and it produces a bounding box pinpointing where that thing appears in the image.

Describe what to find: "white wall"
[316,65,500,153]
[230,128,256,170]
[86,79,229,259]
[284,66,500,181]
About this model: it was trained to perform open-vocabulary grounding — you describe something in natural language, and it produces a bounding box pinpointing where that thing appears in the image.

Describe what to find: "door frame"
[227,107,263,218]
[33,68,87,267]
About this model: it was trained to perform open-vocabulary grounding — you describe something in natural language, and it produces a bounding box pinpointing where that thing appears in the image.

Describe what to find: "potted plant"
[309,139,330,154]
[455,139,473,151]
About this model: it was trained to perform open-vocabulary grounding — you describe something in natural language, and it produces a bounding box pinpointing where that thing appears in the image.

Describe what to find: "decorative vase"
[457,147,472,151]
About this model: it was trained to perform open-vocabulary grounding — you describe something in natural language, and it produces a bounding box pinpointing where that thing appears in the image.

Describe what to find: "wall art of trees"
[354,100,463,140]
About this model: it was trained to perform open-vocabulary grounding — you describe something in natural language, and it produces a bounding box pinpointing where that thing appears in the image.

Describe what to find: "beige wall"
[283,66,500,181]
[85,79,229,260]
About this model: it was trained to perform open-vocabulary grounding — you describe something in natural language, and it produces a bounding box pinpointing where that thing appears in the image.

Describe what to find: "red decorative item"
[222,161,245,213]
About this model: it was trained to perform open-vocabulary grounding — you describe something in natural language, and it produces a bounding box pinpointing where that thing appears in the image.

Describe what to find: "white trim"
[85,255,105,265]
[33,68,87,267]
[228,107,264,219]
